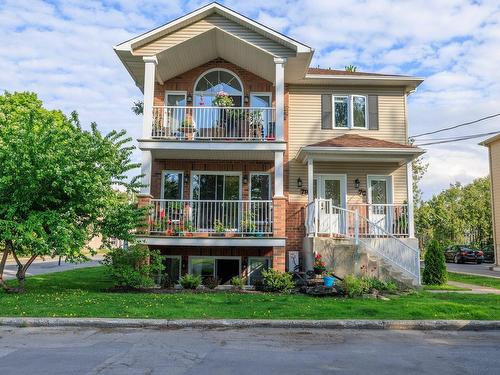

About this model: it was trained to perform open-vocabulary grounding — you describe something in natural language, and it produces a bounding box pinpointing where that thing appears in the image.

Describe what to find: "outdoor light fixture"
[184,173,190,184]
[244,95,249,104]
[354,178,360,189]
[243,174,249,184]
[186,94,193,103]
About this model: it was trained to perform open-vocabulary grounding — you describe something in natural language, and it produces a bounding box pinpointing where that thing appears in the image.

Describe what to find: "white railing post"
[314,199,319,237]
[354,210,359,245]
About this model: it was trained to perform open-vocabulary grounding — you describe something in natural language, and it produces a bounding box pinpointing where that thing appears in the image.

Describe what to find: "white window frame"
[193,68,244,105]
[249,92,272,108]
[249,172,272,201]
[164,91,187,106]
[332,94,368,129]
[161,170,184,200]
[189,171,242,201]
[313,174,348,208]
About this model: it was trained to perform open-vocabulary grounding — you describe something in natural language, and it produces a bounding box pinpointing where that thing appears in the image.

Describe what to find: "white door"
[314,175,346,235]
[250,93,272,138]
[367,176,393,234]
[165,91,186,137]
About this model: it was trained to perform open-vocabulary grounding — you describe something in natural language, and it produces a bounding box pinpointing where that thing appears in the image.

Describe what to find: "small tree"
[0,92,144,292]
[422,240,447,285]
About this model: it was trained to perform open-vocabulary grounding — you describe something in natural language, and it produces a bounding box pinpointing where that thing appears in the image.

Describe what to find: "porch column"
[274,151,284,198]
[307,158,314,204]
[140,150,153,196]
[143,56,158,138]
[406,161,415,238]
[274,57,287,141]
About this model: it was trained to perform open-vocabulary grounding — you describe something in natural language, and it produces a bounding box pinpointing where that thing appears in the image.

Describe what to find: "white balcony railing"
[152,106,276,141]
[306,199,409,238]
[149,199,273,237]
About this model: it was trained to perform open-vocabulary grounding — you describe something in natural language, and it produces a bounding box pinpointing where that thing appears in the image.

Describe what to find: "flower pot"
[313,268,324,275]
[193,232,209,238]
[323,276,335,288]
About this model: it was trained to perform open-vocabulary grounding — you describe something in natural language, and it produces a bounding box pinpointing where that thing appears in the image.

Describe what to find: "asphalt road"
[447,262,500,278]
[0,327,498,374]
[2,257,102,280]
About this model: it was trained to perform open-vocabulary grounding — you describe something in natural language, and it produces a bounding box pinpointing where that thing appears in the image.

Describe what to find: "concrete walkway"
[2,256,103,280]
[428,281,500,295]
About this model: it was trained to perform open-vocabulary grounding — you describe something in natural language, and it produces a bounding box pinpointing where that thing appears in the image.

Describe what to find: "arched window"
[194,69,243,106]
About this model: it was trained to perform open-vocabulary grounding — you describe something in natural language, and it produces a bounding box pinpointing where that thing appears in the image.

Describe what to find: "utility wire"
[415,129,500,142]
[410,113,500,138]
[415,130,500,146]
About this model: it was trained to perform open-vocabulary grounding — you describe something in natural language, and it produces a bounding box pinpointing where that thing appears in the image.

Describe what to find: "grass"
[448,272,500,290]
[1,267,500,320]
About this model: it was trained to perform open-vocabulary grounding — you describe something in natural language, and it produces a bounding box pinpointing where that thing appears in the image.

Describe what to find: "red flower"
[159,208,165,219]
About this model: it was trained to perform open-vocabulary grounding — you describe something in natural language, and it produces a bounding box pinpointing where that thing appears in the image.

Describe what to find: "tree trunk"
[0,242,11,291]
[0,243,37,293]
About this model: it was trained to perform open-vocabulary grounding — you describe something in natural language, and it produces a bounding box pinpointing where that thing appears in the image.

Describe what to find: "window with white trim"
[333,95,367,129]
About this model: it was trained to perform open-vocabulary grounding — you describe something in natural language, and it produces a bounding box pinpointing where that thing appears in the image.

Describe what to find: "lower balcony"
[140,199,285,247]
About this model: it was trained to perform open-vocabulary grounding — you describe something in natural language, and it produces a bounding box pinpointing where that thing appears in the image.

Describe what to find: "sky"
[0,0,499,199]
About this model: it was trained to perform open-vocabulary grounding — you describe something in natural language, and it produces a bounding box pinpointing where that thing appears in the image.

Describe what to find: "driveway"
[0,327,498,374]
[2,257,102,280]
[447,262,500,278]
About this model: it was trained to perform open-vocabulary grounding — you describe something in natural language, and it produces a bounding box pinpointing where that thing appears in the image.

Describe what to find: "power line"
[415,130,500,146]
[410,113,500,138]
[416,129,500,142]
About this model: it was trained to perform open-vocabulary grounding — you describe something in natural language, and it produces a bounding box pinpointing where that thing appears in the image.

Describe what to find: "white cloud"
[0,0,499,199]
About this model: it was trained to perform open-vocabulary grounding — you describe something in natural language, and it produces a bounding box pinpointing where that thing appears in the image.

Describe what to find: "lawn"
[1,267,499,320]
[448,272,500,290]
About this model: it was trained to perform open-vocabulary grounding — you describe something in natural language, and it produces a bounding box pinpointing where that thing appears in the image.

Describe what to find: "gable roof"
[309,134,417,149]
[480,133,500,146]
[115,2,312,54]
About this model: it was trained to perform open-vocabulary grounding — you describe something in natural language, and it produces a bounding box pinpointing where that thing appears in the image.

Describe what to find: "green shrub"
[340,275,399,297]
[203,276,219,289]
[261,269,295,293]
[102,245,164,289]
[179,274,202,289]
[230,276,245,289]
[423,240,447,285]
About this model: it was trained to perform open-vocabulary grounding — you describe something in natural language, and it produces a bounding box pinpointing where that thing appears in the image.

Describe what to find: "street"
[447,262,500,278]
[0,327,498,374]
[2,257,102,280]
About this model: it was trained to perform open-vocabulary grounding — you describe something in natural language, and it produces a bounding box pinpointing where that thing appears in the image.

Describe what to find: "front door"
[314,175,346,235]
[367,176,393,234]
[216,259,240,285]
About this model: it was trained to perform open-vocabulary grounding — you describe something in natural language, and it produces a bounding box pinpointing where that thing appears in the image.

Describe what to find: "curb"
[1,318,499,331]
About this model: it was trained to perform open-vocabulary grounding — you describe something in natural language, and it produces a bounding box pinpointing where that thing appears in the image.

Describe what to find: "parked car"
[481,244,495,263]
[443,245,484,264]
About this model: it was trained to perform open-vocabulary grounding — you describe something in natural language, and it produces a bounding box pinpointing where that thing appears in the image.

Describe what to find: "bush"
[340,275,398,297]
[230,276,245,289]
[179,274,202,289]
[261,269,295,293]
[423,240,448,285]
[203,276,219,289]
[102,245,164,289]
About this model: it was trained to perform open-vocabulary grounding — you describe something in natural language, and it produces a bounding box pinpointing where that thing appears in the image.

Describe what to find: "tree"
[415,177,492,250]
[422,240,447,285]
[0,92,144,292]
[345,65,357,72]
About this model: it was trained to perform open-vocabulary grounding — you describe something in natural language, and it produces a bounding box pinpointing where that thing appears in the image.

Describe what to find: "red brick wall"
[154,58,274,106]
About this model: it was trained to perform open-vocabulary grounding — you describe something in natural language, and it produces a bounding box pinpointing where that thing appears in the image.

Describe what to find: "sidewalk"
[428,281,500,295]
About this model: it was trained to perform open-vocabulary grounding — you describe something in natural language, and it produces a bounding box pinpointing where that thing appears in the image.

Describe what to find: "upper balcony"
[151,105,276,141]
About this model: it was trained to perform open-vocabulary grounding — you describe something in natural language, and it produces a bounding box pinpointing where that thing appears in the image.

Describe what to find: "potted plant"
[180,117,196,140]
[183,221,194,237]
[240,211,256,235]
[313,253,326,275]
[213,220,226,237]
[212,91,234,107]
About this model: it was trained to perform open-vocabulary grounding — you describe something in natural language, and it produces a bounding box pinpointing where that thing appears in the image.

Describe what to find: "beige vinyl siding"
[489,140,500,263]
[135,14,294,57]
[288,161,408,204]
[287,85,409,204]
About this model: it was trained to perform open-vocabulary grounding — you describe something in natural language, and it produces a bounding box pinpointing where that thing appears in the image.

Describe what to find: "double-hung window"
[333,95,367,129]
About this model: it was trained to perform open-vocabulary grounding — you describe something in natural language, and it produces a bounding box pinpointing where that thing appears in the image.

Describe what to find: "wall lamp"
[243,174,249,184]
[184,173,190,184]
[186,94,193,103]
[297,177,303,188]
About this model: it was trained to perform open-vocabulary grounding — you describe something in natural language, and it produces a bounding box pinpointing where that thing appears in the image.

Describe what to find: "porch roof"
[296,134,425,165]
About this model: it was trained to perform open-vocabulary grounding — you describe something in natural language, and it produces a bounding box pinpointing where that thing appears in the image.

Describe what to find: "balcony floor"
[137,235,286,247]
